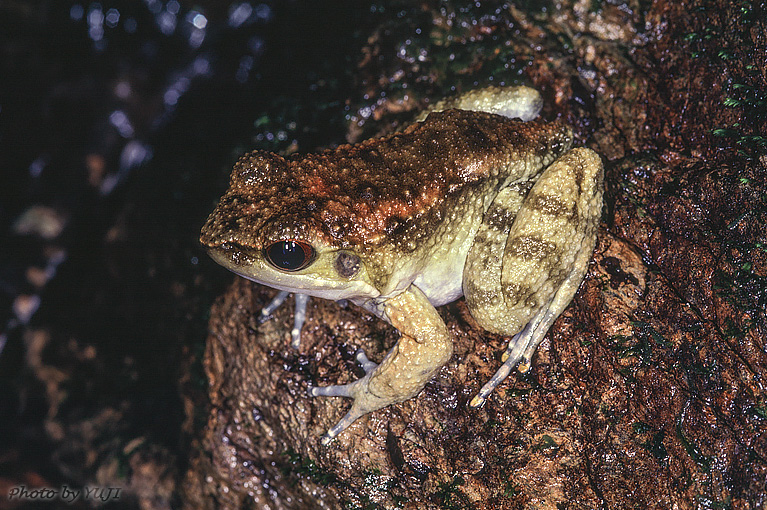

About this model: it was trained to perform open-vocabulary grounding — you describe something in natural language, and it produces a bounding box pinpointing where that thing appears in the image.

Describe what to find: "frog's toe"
[309,379,358,399]
[319,407,364,446]
[308,348,379,401]
[500,319,537,366]
[309,375,375,445]
[471,319,539,407]
[470,354,518,408]
[259,290,289,323]
[353,348,378,374]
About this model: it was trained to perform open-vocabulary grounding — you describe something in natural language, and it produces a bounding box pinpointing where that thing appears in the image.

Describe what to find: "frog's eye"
[264,240,315,272]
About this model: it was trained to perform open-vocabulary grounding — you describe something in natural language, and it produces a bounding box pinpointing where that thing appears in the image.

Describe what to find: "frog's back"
[201,106,573,257]
[292,110,572,248]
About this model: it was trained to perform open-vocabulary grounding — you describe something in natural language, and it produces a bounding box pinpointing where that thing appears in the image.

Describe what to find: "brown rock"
[184,1,767,508]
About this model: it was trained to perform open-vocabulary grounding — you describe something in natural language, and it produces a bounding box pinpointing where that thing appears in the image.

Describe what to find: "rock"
[184,1,767,508]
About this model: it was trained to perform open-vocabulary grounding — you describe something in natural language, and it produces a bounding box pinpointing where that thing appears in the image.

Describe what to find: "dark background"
[0,1,379,506]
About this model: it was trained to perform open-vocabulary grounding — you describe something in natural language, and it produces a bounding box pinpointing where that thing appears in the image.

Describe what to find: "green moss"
[675,410,713,473]
[604,333,651,366]
[433,476,473,510]
[752,402,767,420]
[282,448,337,485]
[531,434,559,452]
[353,0,540,133]
[635,426,669,462]
[502,480,519,498]
[632,421,653,434]
[504,387,532,398]
[281,451,410,509]
[632,321,673,348]
[713,249,767,328]
[705,1,766,159]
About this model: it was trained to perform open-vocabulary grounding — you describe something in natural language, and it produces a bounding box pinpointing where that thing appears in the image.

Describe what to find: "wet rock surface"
[185,1,766,509]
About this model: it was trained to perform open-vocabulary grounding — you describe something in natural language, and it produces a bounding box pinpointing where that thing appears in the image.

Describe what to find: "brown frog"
[200,86,604,444]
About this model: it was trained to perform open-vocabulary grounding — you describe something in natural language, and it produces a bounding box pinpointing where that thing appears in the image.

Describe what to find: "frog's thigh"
[311,285,453,443]
[465,148,603,402]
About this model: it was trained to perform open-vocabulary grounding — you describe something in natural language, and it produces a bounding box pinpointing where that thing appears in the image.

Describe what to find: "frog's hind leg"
[465,148,604,407]
[469,259,592,407]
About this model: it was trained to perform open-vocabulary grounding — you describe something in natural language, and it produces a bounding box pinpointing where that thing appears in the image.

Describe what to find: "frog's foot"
[259,291,309,350]
[416,85,543,122]
[469,305,554,408]
[309,350,383,445]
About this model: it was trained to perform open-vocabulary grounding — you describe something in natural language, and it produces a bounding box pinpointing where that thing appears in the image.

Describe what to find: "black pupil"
[267,241,308,271]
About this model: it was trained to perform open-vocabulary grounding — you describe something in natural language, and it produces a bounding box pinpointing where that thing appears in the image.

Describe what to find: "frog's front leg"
[259,291,309,349]
[310,285,453,445]
[465,147,604,407]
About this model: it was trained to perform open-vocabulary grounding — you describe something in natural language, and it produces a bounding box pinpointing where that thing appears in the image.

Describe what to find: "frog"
[200,86,604,445]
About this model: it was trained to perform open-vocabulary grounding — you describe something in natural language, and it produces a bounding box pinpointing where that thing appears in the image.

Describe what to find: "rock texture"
[183,1,767,508]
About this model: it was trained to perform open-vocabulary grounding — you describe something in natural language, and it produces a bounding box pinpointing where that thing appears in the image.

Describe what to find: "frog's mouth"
[206,242,259,271]
[205,242,289,289]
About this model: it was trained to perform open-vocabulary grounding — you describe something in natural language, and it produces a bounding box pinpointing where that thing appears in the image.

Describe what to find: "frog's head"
[200,150,380,301]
